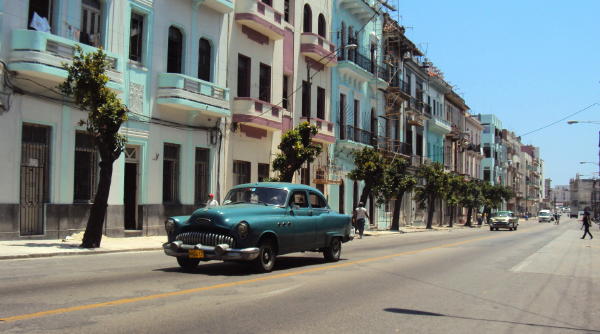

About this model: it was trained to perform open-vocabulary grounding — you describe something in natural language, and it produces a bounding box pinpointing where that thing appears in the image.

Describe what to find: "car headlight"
[237,222,249,239]
[165,218,176,233]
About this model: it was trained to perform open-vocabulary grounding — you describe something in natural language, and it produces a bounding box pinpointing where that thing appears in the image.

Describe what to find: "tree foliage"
[415,162,449,229]
[460,179,485,227]
[379,157,416,230]
[272,122,322,182]
[444,174,465,227]
[59,46,127,248]
[348,147,387,205]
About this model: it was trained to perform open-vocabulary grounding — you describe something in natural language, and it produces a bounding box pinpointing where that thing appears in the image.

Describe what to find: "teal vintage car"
[163,182,353,272]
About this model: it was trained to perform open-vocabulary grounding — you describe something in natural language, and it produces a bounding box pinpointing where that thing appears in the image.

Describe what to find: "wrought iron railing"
[341,125,374,145]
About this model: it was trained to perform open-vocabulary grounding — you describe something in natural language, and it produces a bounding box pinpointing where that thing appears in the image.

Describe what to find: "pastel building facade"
[328,0,388,227]
[0,0,232,239]
[477,114,506,186]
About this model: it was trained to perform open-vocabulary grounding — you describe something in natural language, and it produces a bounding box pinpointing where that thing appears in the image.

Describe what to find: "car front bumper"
[163,241,260,261]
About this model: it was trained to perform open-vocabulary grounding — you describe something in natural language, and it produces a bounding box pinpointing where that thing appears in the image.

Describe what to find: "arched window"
[167,26,183,73]
[303,4,312,33]
[198,38,211,82]
[317,14,326,38]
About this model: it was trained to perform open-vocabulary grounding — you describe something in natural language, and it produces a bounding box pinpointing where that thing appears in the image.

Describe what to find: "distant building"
[552,185,570,207]
[569,175,598,215]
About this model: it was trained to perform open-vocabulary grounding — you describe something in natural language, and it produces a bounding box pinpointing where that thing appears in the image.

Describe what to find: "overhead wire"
[518,102,599,137]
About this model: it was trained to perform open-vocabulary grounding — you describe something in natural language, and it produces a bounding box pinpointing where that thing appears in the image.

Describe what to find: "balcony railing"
[423,103,432,117]
[337,47,388,81]
[378,138,412,156]
[390,77,411,95]
[340,125,374,145]
[406,97,424,113]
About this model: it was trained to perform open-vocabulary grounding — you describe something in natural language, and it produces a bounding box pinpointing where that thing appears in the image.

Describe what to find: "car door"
[309,191,331,247]
[287,190,316,251]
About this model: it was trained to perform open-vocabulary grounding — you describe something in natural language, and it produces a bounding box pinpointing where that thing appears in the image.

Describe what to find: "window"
[303,4,312,33]
[290,191,308,208]
[259,63,271,102]
[194,148,209,205]
[483,145,491,158]
[309,192,327,208]
[237,54,251,97]
[261,0,272,5]
[484,169,491,182]
[28,0,53,32]
[353,99,360,128]
[339,22,346,60]
[163,143,180,203]
[315,169,325,194]
[258,163,270,182]
[129,12,144,62]
[233,160,251,185]
[339,93,346,139]
[284,0,291,22]
[73,132,98,202]
[353,180,359,210]
[198,38,211,81]
[316,87,325,120]
[339,181,345,214]
[302,81,310,117]
[282,75,289,109]
[301,166,310,185]
[81,0,102,47]
[317,14,326,38]
[167,26,183,73]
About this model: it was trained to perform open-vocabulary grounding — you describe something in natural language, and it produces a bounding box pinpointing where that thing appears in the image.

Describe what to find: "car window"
[309,192,328,209]
[223,187,288,206]
[289,191,308,208]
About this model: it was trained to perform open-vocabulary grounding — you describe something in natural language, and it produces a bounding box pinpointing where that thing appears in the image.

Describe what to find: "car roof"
[230,182,323,194]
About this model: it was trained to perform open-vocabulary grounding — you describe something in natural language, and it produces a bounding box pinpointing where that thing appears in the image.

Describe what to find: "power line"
[519,102,599,137]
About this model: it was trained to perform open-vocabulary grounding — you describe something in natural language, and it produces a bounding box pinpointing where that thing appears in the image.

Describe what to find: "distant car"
[489,211,519,231]
[162,183,353,272]
[538,211,553,223]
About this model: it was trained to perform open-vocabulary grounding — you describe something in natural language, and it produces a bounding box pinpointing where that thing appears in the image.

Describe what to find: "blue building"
[476,114,507,186]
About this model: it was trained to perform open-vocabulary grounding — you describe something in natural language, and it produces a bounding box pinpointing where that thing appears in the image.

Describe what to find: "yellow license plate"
[189,249,204,259]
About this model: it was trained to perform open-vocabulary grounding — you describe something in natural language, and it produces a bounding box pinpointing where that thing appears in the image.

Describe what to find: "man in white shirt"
[206,193,219,208]
[353,202,369,239]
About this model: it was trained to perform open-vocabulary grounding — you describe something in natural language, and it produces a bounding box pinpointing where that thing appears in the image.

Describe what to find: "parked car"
[163,183,353,272]
[538,210,554,223]
[489,211,519,231]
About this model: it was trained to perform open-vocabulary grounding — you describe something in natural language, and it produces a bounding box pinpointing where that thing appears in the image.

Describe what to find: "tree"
[460,179,484,227]
[348,147,387,205]
[272,122,322,182]
[445,174,465,228]
[59,47,127,248]
[378,157,416,231]
[415,162,449,229]
[481,184,515,223]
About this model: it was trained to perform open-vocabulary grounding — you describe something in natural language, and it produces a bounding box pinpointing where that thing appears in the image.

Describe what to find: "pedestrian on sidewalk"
[206,194,219,208]
[353,202,369,239]
[581,211,593,239]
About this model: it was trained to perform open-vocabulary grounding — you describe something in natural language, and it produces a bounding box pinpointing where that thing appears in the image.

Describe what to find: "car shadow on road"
[383,308,600,333]
[6,243,81,249]
[155,255,347,276]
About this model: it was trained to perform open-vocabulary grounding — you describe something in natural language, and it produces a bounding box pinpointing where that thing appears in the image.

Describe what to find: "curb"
[0,247,163,261]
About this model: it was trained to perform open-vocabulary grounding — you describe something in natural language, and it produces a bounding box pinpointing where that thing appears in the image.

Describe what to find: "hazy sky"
[393,0,600,185]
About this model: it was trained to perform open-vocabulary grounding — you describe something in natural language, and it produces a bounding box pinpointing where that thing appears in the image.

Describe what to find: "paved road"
[1,218,598,334]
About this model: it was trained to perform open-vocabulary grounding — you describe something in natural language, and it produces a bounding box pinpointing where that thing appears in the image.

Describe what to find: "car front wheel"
[177,257,200,271]
[323,237,342,262]
[254,240,276,273]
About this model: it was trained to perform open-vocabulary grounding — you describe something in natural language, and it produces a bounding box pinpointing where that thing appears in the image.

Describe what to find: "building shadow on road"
[7,242,81,249]
[155,256,347,276]
[383,308,600,333]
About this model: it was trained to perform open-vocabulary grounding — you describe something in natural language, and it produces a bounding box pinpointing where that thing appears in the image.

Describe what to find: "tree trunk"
[390,192,404,231]
[449,205,455,228]
[425,195,435,229]
[465,206,473,227]
[81,159,115,248]
[359,184,371,205]
[438,198,444,227]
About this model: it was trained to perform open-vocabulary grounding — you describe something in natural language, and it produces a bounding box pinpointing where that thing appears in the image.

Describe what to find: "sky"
[392,0,600,186]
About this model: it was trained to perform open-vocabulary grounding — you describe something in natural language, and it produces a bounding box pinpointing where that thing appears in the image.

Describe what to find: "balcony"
[300,33,337,67]
[337,49,389,85]
[156,73,230,117]
[336,125,375,152]
[338,0,378,23]
[203,0,234,13]
[300,117,335,144]
[388,77,411,100]
[406,97,424,115]
[232,97,284,132]
[235,0,285,41]
[427,117,452,134]
[378,138,412,157]
[8,29,123,91]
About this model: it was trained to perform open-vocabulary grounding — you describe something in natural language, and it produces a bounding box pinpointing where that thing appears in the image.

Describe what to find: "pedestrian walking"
[353,202,369,239]
[206,193,219,208]
[581,211,593,239]
[554,212,560,225]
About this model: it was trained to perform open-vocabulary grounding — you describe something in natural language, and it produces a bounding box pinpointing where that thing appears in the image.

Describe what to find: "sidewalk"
[0,224,483,260]
[0,233,165,260]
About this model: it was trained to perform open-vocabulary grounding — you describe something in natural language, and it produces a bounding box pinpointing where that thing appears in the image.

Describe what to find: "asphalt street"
[0,218,598,334]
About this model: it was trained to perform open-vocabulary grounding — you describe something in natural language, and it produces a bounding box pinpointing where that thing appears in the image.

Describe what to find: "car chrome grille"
[175,232,235,247]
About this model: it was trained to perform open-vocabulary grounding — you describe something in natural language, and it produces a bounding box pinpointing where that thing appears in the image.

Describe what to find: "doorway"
[123,146,140,230]
[20,124,50,236]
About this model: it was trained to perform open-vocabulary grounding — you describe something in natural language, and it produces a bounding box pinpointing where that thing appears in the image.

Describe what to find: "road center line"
[0,226,539,323]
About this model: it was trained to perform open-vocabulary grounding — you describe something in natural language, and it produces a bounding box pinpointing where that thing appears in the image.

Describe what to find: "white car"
[538,211,553,223]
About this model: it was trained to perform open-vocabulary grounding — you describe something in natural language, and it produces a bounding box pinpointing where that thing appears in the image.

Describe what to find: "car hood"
[188,204,284,228]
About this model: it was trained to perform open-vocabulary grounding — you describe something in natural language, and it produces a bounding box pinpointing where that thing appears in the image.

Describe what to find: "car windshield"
[223,187,288,206]
[539,212,551,216]
[492,212,511,217]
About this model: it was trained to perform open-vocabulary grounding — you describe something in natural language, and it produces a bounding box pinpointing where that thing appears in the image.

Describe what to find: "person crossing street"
[581,211,593,239]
